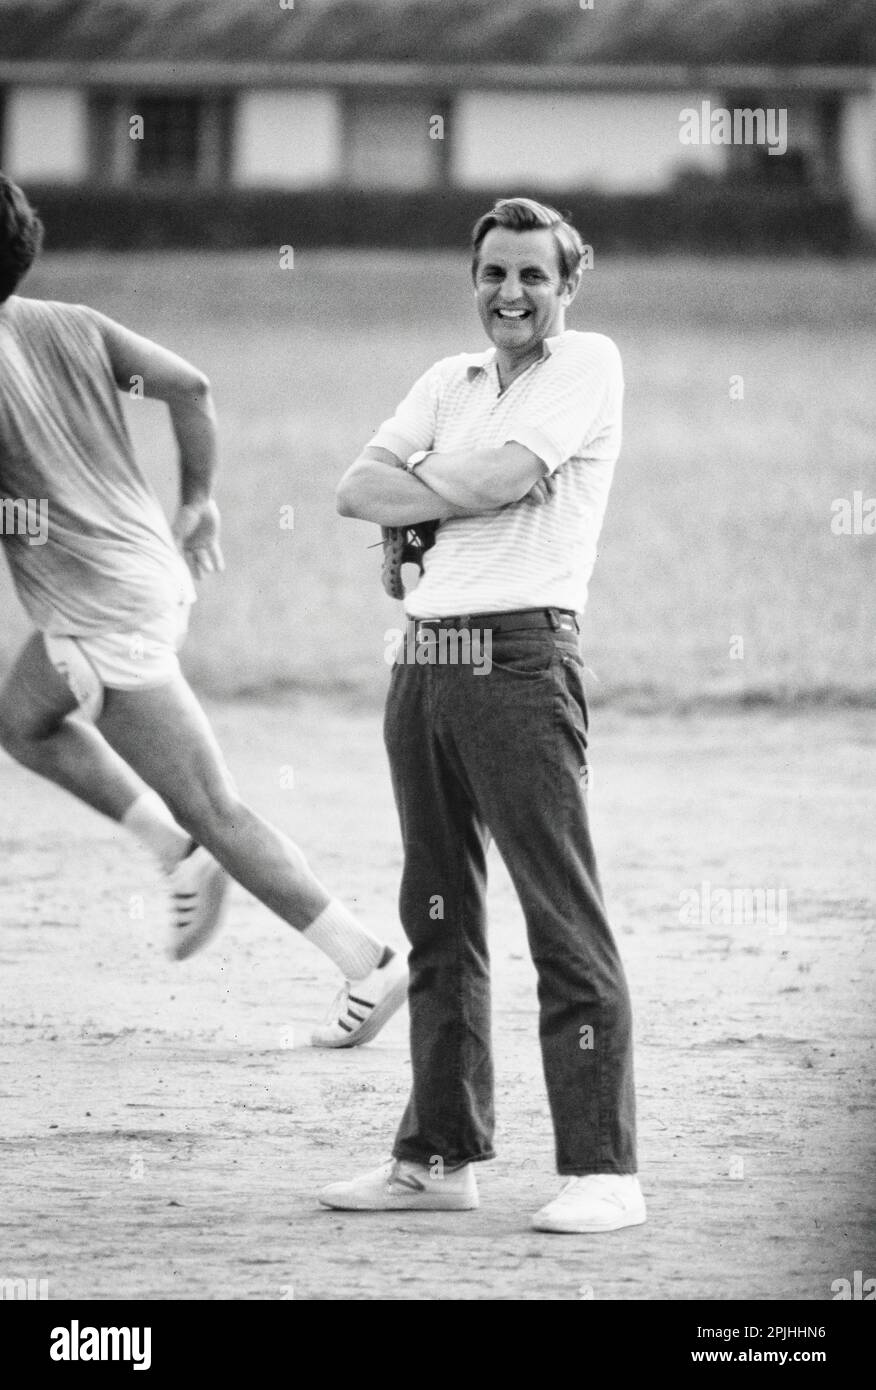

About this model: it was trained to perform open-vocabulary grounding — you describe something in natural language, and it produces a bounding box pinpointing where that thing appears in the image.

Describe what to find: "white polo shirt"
[367,329,623,618]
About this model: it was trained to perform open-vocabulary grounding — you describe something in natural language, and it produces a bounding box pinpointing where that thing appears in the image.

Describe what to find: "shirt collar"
[465,330,567,383]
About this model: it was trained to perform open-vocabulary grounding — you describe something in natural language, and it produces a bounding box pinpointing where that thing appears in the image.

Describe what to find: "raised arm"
[92,312,223,577]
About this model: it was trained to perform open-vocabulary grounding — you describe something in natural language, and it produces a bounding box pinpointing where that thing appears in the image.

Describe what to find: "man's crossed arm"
[336,442,555,526]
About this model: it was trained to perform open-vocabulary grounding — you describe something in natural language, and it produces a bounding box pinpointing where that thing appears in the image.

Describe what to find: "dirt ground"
[1,697,873,1302]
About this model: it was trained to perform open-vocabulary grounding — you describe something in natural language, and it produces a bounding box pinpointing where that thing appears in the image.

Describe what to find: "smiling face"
[473,226,580,374]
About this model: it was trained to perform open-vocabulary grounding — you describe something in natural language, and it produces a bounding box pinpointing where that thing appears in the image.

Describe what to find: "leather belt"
[413,607,580,636]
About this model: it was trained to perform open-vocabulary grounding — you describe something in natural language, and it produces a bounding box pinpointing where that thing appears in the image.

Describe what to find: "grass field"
[2,251,874,707]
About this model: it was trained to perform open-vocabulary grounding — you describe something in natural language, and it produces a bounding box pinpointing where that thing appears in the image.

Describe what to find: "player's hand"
[522,473,558,507]
[173,499,225,580]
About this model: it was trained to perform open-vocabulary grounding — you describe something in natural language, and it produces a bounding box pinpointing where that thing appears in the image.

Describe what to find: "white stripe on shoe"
[166,845,230,961]
[310,951,408,1048]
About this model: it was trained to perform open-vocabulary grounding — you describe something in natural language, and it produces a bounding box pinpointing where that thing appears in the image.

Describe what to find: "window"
[134,96,202,181]
[88,91,233,186]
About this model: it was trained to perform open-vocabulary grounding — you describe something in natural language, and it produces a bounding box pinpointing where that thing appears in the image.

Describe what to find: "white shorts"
[43,601,191,722]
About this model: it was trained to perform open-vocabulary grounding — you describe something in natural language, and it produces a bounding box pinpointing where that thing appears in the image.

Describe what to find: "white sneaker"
[166,844,230,961]
[319,1159,479,1211]
[310,950,408,1048]
[531,1174,646,1233]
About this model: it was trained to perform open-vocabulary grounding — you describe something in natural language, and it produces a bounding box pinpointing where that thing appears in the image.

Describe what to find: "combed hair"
[0,174,44,302]
[471,197,585,283]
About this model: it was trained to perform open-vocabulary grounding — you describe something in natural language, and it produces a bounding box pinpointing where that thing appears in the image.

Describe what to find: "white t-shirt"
[0,296,195,637]
[368,329,623,618]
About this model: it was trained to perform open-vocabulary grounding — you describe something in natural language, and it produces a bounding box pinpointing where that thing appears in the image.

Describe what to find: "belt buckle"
[555,611,579,634]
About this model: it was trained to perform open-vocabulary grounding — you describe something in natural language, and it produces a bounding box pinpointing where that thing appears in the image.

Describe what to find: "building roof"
[0,0,873,66]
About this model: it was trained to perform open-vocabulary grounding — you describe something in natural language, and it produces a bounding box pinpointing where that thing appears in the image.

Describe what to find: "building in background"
[0,0,873,246]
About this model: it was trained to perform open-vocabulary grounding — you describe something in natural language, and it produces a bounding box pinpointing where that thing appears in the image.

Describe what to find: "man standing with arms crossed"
[0,174,406,1046]
[323,197,644,1231]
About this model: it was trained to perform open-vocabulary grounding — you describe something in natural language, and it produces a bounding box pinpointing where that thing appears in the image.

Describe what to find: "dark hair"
[0,173,44,302]
[471,197,585,283]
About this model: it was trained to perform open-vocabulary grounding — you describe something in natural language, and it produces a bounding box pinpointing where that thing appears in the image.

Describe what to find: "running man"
[323,197,644,1229]
[0,173,406,1048]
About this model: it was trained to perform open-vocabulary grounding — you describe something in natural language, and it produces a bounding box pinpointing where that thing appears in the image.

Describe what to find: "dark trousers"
[384,626,637,1176]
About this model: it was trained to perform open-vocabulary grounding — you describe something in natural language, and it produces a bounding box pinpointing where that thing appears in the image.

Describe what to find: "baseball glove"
[381,520,438,599]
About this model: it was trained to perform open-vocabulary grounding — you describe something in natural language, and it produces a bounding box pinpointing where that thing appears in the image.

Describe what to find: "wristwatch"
[406,450,433,473]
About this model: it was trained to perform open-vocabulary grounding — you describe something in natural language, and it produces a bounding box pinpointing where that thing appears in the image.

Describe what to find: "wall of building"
[838,87,876,232]
[2,77,872,239]
[3,86,89,182]
[452,91,728,191]
[233,90,340,186]
[341,93,442,188]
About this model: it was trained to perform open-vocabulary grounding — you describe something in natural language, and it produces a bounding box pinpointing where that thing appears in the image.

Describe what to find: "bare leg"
[0,634,145,819]
[97,674,331,930]
[0,637,363,940]
[1,634,397,1017]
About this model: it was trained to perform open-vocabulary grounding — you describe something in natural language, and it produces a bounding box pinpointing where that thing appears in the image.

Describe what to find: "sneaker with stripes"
[310,949,408,1048]
[319,1158,479,1211]
[166,843,230,961]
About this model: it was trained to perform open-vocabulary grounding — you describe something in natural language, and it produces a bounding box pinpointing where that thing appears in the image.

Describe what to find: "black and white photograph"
[0,0,873,1332]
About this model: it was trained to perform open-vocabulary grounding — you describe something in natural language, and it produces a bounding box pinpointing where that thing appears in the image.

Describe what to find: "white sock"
[303,900,386,980]
[122,790,192,874]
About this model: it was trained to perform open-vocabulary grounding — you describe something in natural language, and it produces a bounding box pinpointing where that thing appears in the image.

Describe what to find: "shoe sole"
[319,1190,479,1212]
[311,970,409,1049]
[531,1208,647,1234]
[168,866,230,962]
